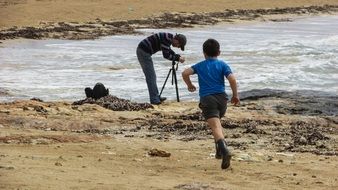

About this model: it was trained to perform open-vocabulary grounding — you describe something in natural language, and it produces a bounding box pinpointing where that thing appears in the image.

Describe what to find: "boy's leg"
[201,94,228,159]
[207,117,224,159]
[207,117,231,169]
[201,94,231,169]
[207,117,224,141]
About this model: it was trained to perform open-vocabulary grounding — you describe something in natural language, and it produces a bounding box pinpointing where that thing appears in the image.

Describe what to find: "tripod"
[159,60,180,102]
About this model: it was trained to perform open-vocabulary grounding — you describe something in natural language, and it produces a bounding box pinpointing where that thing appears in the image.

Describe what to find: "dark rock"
[31,97,43,102]
[73,95,153,111]
[241,89,338,116]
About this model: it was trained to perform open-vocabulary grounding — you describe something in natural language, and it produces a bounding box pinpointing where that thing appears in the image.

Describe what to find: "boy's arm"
[226,74,240,105]
[182,68,196,92]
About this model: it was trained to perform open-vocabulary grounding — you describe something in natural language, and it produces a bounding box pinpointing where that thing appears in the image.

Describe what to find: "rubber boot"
[215,141,222,159]
[216,139,231,169]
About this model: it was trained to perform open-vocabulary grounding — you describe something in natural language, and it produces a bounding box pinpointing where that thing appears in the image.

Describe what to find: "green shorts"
[199,93,228,120]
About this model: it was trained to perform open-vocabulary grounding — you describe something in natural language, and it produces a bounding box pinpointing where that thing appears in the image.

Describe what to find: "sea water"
[0,15,337,102]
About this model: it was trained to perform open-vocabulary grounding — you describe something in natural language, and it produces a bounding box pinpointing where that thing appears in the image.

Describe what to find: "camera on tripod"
[159,60,180,102]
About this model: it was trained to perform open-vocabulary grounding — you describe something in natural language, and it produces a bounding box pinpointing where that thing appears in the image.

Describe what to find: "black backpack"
[85,83,109,99]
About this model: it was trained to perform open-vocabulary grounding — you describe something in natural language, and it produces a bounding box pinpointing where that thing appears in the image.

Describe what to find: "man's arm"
[226,74,240,105]
[161,46,179,61]
[161,47,185,63]
[182,68,196,92]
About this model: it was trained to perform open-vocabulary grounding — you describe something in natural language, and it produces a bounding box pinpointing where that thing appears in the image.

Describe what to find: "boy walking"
[182,39,240,169]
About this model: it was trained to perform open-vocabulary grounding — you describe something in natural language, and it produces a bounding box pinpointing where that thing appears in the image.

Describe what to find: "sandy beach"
[0,92,337,189]
[1,0,338,29]
[1,0,338,190]
[1,0,338,41]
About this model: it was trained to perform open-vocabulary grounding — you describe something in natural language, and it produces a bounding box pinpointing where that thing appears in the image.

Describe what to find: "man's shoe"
[151,97,167,105]
[160,97,167,102]
[151,101,161,105]
[216,139,232,169]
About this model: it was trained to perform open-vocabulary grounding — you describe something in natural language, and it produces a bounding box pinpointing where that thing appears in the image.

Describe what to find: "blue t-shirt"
[191,58,232,98]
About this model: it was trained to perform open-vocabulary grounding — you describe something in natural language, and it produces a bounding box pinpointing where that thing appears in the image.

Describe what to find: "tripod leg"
[172,67,180,102]
[159,69,172,97]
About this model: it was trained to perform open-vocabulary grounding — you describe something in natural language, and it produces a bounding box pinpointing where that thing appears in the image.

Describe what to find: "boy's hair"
[203,39,220,57]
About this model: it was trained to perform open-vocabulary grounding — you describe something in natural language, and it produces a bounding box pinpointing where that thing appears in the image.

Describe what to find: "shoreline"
[1,5,338,42]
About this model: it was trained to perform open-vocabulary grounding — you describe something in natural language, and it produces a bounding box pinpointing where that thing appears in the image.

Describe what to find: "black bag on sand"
[85,83,109,99]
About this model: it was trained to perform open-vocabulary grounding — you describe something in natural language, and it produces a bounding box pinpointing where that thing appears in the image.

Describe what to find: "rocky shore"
[2,89,336,155]
[1,5,338,41]
[0,89,337,189]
